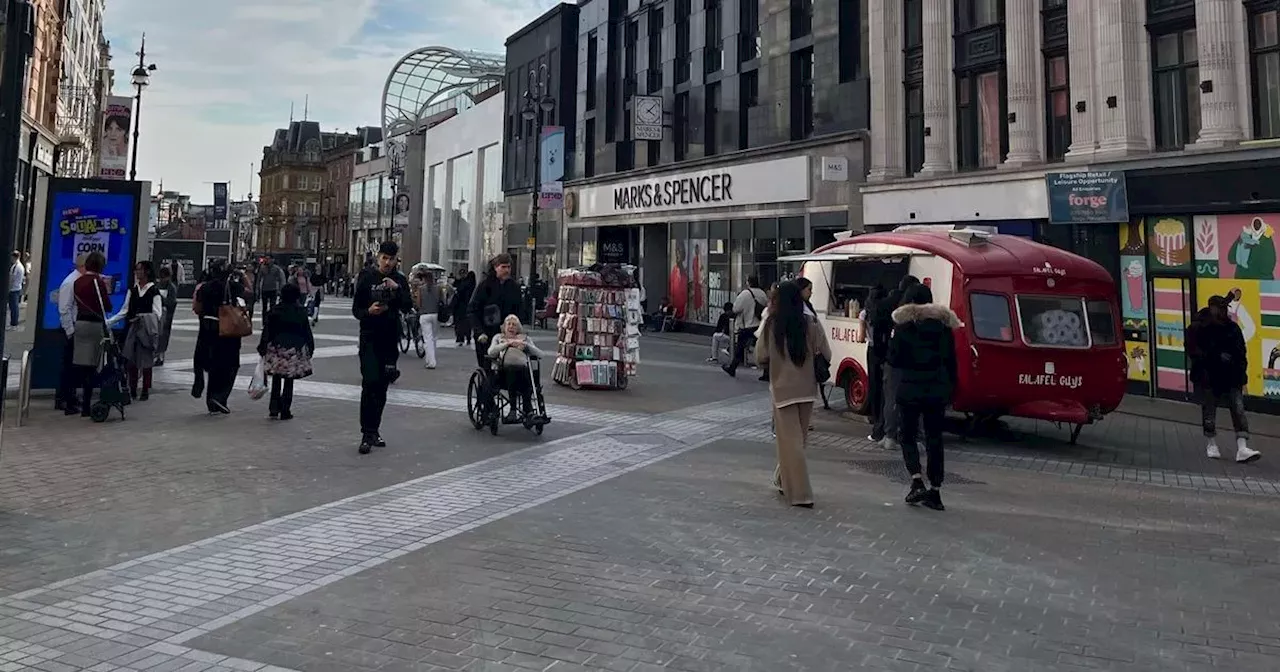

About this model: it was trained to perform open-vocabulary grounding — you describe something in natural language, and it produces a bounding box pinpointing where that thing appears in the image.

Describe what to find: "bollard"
[17,349,30,427]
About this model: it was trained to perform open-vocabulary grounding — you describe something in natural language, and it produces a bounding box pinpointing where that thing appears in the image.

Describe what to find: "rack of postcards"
[551,265,641,390]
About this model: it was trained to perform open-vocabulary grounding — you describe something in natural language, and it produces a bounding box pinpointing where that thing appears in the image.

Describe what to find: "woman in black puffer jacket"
[888,283,958,511]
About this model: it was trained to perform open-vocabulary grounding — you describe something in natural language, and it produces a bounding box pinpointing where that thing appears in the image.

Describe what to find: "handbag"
[218,280,252,338]
[814,353,831,384]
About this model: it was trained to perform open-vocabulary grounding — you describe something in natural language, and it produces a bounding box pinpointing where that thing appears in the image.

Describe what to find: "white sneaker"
[1206,440,1220,459]
[1236,437,1261,463]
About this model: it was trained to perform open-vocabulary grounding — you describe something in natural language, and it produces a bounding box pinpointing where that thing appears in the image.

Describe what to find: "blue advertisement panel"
[40,188,139,330]
[1046,171,1130,224]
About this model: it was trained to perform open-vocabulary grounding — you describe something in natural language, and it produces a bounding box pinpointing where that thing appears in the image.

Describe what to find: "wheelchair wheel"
[466,370,485,430]
[89,402,110,423]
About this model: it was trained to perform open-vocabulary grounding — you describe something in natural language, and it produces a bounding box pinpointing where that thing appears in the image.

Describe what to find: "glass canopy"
[380,46,504,138]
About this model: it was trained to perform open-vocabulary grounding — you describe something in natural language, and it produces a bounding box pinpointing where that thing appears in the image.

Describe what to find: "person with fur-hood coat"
[887,283,959,511]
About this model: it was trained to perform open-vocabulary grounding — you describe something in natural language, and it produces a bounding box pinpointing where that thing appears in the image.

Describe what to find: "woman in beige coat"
[756,281,832,507]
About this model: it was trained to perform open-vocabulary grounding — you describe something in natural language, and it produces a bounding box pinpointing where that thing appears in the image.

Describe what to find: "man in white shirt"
[55,254,87,413]
[722,275,768,377]
[8,251,25,330]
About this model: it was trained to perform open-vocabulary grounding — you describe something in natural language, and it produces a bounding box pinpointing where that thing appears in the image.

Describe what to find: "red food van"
[783,227,1126,442]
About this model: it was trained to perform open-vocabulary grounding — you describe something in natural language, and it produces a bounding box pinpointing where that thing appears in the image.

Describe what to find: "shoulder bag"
[218,280,252,338]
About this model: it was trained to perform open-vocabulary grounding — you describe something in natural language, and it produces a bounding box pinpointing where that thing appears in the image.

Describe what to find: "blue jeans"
[8,290,20,326]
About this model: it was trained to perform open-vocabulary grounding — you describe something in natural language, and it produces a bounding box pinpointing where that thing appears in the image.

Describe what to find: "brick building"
[256,121,360,260]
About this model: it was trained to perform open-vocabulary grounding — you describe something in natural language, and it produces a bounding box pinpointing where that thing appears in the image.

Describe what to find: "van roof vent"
[948,228,994,247]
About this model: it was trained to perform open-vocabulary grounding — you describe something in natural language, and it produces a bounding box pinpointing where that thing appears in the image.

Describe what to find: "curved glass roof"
[381,46,504,138]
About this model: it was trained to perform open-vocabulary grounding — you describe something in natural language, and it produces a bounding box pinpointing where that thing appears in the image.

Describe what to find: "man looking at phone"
[352,241,411,454]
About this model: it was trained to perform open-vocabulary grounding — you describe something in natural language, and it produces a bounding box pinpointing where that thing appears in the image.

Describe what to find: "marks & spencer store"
[562,141,864,327]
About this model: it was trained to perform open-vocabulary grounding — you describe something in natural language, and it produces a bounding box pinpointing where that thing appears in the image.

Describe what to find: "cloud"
[103,0,557,200]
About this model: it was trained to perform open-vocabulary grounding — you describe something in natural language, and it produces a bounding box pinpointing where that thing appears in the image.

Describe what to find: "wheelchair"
[466,347,550,436]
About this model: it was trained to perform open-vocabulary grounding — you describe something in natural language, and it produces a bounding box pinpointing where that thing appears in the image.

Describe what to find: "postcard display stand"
[552,266,641,390]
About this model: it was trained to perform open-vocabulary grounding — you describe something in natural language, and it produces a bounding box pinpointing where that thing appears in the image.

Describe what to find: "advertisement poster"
[152,239,205,299]
[1045,171,1130,224]
[213,182,228,220]
[41,190,138,330]
[98,96,133,180]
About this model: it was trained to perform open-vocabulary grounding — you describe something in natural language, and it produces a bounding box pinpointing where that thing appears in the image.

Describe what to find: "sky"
[103,0,558,202]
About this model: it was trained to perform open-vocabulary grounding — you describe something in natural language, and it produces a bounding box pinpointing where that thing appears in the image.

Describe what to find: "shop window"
[1152,27,1200,149]
[705,0,723,74]
[790,48,815,141]
[1045,54,1071,161]
[1086,299,1117,345]
[780,217,806,254]
[1250,6,1280,139]
[957,71,1007,169]
[970,292,1013,341]
[1016,295,1089,348]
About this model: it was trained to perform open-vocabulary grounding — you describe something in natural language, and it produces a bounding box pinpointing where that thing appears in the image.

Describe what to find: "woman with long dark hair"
[107,260,163,400]
[756,281,831,507]
[193,260,243,414]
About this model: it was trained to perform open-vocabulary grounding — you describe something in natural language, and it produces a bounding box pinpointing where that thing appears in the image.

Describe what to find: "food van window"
[970,292,1013,341]
[828,257,909,318]
[1016,295,1090,348]
[1086,299,1117,345]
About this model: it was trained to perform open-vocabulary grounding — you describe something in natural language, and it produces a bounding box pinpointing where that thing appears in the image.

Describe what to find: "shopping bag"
[247,360,268,400]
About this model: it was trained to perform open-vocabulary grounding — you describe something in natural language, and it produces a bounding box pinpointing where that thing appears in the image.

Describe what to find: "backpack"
[751,289,766,320]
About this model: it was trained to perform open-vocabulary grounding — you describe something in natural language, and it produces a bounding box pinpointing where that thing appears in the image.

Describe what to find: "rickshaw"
[782,226,1126,443]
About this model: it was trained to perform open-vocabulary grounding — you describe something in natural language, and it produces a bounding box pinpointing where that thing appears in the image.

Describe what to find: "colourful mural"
[1119,219,1151,383]
[1147,216,1192,273]
[1152,278,1190,393]
[1219,214,1277,280]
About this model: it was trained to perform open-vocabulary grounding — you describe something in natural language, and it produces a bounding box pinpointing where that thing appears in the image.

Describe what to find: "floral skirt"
[261,344,312,379]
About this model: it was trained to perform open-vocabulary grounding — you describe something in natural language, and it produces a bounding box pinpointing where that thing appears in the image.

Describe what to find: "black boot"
[905,479,928,505]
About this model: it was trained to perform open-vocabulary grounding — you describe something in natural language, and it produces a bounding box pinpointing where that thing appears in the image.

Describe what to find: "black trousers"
[359,339,399,436]
[501,366,533,413]
[898,399,947,488]
[261,290,279,313]
[57,334,78,408]
[270,376,295,414]
[727,328,757,371]
[454,315,471,344]
[205,365,238,409]
[867,353,886,439]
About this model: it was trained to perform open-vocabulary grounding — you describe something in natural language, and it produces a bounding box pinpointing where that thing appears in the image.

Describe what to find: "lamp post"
[128,34,157,181]
[521,64,554,319]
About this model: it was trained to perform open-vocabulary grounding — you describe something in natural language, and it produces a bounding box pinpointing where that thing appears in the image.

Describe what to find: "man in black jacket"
[1187,295,1260,463]
[467,253,523,368]
[352,241,411,455]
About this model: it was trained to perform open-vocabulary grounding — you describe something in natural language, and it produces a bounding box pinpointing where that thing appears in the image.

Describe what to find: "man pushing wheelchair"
[466,254,550,432]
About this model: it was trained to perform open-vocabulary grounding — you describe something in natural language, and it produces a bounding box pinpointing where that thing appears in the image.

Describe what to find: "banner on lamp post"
[539,126,564,182]
[212,182,228,220]
[98,96,133,180]
[538,182,563,210]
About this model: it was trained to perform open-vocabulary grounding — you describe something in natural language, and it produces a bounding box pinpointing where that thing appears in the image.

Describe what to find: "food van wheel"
[1069,423,1084,445]
[842,369,869,414]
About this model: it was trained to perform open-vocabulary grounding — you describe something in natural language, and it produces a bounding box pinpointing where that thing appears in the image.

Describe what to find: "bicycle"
[399,310,427,358]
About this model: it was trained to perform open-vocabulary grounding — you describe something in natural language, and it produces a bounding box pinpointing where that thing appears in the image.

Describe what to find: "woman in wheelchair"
[486,315,547,422]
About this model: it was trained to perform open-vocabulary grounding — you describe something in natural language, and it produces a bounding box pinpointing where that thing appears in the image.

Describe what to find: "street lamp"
[129,34,157,181]
[522,64,555,318]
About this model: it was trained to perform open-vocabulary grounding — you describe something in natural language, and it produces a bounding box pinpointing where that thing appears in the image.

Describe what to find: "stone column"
[1002,0,1042,166]
[1095,0,1150,156]
[1192,0,1244,146]
[918,0,952,175]
[868,0,905,180]
[1065,0,1097,159]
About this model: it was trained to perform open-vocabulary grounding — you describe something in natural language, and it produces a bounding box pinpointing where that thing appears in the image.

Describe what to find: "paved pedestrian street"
[1,307,1279,671]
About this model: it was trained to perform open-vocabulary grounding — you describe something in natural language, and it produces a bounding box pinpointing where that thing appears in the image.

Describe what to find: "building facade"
[257,121,362,261]
[349,142,391,267]
[513,0,870,325]
[322,139,360,277]
[862,0,1280,410]
[55,0,109,179]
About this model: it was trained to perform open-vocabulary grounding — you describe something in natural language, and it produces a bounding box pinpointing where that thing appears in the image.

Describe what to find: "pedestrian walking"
[55,254,87,414]
[353,241,411,454]
[1187,295,1261,463]
[411,267,444,369]
[873,275,921,449]
[8,250,25,329]
[888,283,958,511]
[155,267,178,366]
[70,252,112,417]
[107,261,163,401]
[721,275,768,377]
[256,258,285,314]
[756,281,830,508]
[193,261,244,414]
[258,283,313,420]
[309,267,327,325]
[452,270,476,346]
[468,254,522,369]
